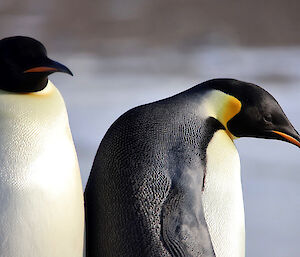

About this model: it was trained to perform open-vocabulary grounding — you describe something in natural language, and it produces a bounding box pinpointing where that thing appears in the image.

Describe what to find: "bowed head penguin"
[85,78,299,257]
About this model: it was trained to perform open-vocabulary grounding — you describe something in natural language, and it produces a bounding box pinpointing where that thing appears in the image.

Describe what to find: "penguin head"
[0,36,73,93]
[203,78,300,148]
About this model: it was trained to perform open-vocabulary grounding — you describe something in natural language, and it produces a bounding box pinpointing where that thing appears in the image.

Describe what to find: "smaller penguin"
[85,79,299,257]
[0,36,84,257]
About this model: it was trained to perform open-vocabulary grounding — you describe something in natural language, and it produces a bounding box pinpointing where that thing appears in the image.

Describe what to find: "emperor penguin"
[0,36,84,257]
[85,78,299,257]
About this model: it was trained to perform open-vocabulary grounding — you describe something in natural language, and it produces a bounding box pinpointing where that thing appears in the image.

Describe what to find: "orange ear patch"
[222,96,242,130]
[202,91,242,139]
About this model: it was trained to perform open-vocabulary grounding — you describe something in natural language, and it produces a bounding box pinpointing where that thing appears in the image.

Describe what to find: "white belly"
[0,81,84,257]
[202,130,245,257]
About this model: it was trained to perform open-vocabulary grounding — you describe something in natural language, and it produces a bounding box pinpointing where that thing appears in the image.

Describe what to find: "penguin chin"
[26,77,49,92]
[0,74,49,93]
[228,127,300,148]
[20,73,49,92]
[16,77,48,93]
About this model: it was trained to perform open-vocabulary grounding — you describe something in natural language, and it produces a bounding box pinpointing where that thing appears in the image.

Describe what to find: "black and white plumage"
[85,78,299,257]
[0,36,84,257]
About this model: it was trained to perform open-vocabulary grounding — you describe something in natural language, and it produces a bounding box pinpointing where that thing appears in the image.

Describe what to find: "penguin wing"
[159,117,223,257]
[160,182,216,257]
[161,186,191,257]
[159,144,216,257]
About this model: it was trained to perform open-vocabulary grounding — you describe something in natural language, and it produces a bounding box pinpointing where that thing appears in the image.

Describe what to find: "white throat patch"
[202,130,245,257]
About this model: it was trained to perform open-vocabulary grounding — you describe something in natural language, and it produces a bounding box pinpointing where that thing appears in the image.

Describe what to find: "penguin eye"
[263,114,272,123]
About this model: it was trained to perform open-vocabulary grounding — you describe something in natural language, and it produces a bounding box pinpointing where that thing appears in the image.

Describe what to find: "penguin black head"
[202,78,300,148]
[0,36,73,93]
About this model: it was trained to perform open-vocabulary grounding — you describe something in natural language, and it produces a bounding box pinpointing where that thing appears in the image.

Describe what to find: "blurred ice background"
[1,1,299,256]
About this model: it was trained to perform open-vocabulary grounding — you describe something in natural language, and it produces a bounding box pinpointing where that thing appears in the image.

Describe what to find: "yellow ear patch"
[220,95,241,139]
[220,95,242,130]
[203,91,242,139]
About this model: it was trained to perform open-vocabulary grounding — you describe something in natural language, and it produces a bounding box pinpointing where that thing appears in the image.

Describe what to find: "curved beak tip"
[50,60,73,76]
[67,69,73,76]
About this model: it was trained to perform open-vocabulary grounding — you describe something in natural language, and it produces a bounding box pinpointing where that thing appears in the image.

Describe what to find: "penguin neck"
[201,90,242,139]
[195,90,245,256]
[0,79,55,97]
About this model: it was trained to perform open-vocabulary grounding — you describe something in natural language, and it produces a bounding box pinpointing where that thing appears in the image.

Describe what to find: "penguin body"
[85,79,299,256]
[86,91,217,256]
[0,37,84,257]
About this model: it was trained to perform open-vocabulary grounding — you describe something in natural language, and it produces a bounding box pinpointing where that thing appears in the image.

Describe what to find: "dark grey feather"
[85,85,224,257]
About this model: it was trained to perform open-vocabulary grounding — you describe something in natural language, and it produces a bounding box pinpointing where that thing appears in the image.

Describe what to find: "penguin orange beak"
[272,130,300,148]
[23,59,73,76]
[24,67,58,73]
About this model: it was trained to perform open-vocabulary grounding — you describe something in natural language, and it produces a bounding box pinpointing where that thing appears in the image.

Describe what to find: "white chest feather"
[202,130,245,257]
[0,81,84,257]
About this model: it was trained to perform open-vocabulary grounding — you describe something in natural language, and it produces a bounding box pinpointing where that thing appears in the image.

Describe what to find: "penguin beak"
[23,59,73,76]
[272,130,300,148]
